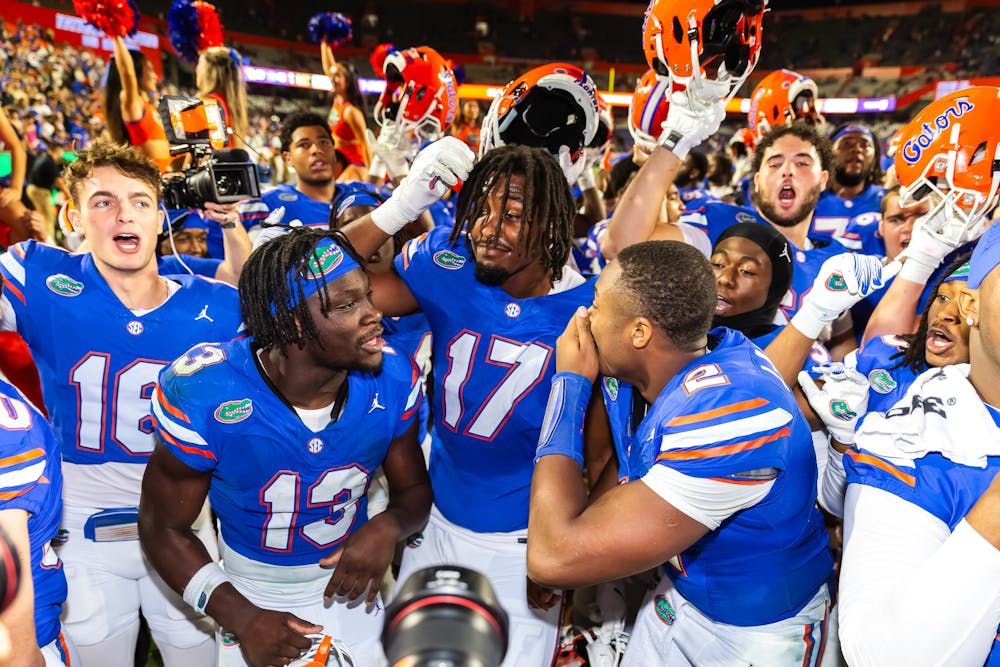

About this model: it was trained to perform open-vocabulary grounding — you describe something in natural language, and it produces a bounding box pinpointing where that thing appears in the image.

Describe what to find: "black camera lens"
[383,567,508,667]
[215,173,238,197]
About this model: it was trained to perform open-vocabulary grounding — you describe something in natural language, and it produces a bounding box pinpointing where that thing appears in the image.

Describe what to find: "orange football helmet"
[642,0,766,97]
[895,86,1000,245]
[628,69,672,146]
[374,45,458,141]
[748,69,822,139]
[480,63,600,162]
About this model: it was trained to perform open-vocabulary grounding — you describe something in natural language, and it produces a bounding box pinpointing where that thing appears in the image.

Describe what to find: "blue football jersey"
[0,241,243,502]
[230,184,332,258]
[151,338,421,566]
[811,184,885,241]
[855,335,919,416]
[395,227,595,532]
[0,376,65,646]
[602,328,833,626]
[844,447,1000,664]
[837,210,884,255]
[751,324,832,379]
[157,253,221,278]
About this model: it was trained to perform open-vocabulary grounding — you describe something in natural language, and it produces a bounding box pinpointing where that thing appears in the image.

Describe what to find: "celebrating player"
[0,141,244,665]
[140,229,430,666]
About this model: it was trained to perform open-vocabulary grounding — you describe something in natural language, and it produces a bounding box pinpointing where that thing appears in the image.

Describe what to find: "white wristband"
[577,165,597,191]
[369,197,412,236]
[898,255,938,285]
[182,562,231,615]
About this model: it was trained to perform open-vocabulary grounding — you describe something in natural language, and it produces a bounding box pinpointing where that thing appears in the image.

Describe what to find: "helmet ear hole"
[652,58,670,77]
[671,16,684,44]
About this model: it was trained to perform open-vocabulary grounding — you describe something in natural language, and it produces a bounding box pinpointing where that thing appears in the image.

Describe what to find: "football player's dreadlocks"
[450,144,575,282]
[239,228,364,351]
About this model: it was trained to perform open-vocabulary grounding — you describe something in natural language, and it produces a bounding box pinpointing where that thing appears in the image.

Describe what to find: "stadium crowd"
[0,0,999,666]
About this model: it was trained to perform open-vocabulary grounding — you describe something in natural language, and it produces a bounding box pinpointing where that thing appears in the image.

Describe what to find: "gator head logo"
[306,244,343,278]
[604,377,620,401]
[433,250,466,270]
[45,274,83,297]
[735,211,757,224]
[825,273,848,291]
[654,595,676,626]
[214,399,253,424]
[829,399,857,422]
[868,369,897,394]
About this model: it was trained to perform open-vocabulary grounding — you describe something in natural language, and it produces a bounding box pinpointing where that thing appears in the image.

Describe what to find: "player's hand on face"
[235,608,321,667]
[526,578,563,611]
[556,306,599,382]
[319,514,398,605]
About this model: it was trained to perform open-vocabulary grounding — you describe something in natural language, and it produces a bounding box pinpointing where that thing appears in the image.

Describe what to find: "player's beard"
[757,181,824,228]
[474,262,511,286]
[834,165,867,188]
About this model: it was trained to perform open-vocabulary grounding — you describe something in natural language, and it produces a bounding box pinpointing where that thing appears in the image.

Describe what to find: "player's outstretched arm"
[321,420,431,604]
[0,510,43,667]
[203,202,252,286]
[139,442,320,667]
[602,89,723,260]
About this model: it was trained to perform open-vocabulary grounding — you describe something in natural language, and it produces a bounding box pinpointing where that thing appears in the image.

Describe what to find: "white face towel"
[855,364,1000,469]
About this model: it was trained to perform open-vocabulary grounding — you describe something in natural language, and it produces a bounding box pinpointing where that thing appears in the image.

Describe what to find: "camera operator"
[238,112,346,243]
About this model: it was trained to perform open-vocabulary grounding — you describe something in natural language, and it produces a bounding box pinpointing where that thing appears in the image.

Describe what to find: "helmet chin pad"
[500,87,587,158]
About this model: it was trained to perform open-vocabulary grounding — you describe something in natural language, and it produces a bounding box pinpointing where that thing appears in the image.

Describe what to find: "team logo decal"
[278,192,298,201]
[214,399,253,424]
[45,274,84,297]
[829,399,857,422]
[825,273,848,291]
[604,377,620,401]
[406,532,424,548]
[735,211,757,224]
[306,244,343,277]
[433,250,466,270]
[307,437,324,454]
[126,320,144,336]
[654,595,676,626]
[219,629,240,647]
[868,369,897,394]
[902,98,974,165]
[504,303,521,318]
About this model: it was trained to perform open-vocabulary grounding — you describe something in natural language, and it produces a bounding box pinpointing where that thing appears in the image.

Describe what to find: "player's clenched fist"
[556,306,599,382]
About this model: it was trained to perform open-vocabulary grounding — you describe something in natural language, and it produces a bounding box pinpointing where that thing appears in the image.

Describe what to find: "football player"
[0,141,244,665]
[341,139,600,665]
[812,124,885,241]
[140,230,431,667]
[528,240,833,665]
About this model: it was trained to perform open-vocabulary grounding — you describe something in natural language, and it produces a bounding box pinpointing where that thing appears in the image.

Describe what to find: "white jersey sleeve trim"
[0,460,45,490]
[677,222,712,259]
[818,440,847,518]
[660,407,792,453]
[150,394,208,446]
[0,251,25,287]
[0,295,16,332]
[839,485,1000,667]
[641,465,775,530]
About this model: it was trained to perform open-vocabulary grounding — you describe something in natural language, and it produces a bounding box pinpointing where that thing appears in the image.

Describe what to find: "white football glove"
[791,253,901,339]
[576,147,602,191]
[558,145,588,186]
[370,136,475,235]
[658,88,726,159]
[251,207,302,251]
[897,207,977,284]
[367,126,409,181]
[798,354,869,445]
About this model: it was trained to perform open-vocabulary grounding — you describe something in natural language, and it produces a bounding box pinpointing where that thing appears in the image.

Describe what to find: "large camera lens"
[382,567,508,667]
[215,173,239,197]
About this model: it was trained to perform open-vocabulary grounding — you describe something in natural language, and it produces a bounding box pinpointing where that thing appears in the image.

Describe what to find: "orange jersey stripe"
[0,486,33,500]
[3,281,25,306]
[657,426,789,462]
[846,450,916,487]
[666,398,769,427]
[0,447,44,469]
[708,476,773,485]
[12,244,25,259]
[158,427,216,461]
[155,385,191,424]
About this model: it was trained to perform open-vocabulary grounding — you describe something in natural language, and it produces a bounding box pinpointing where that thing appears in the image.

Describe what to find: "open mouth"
[113,233,140,252]
[310,160,329,171]
[360,328,385,354]
[715,294,732,315]
[925,326,954,357]
[778,184,796,206]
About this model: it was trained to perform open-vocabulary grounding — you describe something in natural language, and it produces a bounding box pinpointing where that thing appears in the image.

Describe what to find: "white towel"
[855,364,1000,468]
